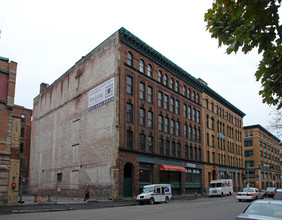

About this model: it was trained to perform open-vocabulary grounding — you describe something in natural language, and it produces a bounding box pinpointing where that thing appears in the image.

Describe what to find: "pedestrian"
[84,188,89,201]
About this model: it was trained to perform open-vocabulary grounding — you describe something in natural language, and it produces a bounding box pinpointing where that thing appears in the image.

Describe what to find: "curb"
[11,207,73,214]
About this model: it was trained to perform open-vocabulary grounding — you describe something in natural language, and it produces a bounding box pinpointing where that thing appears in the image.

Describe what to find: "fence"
[18,177,113,204]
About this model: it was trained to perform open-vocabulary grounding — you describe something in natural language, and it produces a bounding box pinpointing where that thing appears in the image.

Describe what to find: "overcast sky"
[0,0,280,137]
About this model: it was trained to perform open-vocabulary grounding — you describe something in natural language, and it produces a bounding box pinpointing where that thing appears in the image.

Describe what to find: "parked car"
[236,188,264,202]
[235,200,282,219]
[264,187,277,198]
[273,189,282,200]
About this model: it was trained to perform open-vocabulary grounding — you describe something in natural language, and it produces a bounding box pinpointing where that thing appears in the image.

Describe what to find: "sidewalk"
[0,194,202,215]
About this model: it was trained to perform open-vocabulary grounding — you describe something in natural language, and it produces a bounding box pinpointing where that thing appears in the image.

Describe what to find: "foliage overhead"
[205,0,282,109]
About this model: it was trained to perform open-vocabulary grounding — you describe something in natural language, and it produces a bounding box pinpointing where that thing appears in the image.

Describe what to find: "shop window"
[127,52,133,66]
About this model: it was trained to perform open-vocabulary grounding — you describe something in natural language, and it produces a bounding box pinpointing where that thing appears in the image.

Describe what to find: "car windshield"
[143,186,155,193]
[267,188,276,191]
[244,203,282,218]
[242,188,254,192]
[209,183,222,187]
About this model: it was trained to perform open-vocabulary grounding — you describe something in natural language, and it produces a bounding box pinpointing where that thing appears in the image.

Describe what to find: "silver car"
[235,200,282,220]
[236,188,263,202]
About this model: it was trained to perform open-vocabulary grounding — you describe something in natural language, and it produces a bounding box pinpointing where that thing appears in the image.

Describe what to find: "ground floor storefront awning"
[159,164,186,172]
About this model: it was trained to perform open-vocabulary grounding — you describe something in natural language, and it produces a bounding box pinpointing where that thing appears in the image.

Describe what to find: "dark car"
[235,200,282,220]
[273,189,282,200]
[264,187,277,198]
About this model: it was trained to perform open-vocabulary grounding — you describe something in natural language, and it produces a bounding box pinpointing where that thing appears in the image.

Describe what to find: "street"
[0,195,251,220]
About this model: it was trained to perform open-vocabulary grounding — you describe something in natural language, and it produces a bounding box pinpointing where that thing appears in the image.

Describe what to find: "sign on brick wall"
[88,77,115,111]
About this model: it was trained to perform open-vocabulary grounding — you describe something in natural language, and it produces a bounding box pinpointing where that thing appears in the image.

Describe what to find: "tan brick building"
[201,84,245,192]
[30,28,244,199]
[244,125,281,189]
[0,56,18,205]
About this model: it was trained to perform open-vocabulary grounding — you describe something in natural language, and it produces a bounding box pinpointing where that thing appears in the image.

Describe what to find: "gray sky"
[0,0,280,136]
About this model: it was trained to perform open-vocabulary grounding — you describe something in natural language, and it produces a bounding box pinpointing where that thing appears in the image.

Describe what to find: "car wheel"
[165,196,169,203]
[149,197,155,205]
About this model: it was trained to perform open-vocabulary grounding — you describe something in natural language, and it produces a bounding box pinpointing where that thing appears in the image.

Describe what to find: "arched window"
[147,64,152,77]
[170,78,174,90]
[183,86,187,96]
[175,81,179,92]
[196,94,199,103]
[187,88,191,99]
[158,70,163,83]
[192,91,195,101]
[139,59,145,73]
[127,52,133,66]
[164,74,168,86]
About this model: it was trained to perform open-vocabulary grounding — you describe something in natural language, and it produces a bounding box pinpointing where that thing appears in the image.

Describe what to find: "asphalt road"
[0,195,250,220]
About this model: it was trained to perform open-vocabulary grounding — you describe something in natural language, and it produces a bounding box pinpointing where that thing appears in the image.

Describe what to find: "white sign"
[88,77,114,111]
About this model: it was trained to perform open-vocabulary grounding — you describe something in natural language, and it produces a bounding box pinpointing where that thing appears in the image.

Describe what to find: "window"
[176,121,180,136]
[57,173,62,182]
[188,106,191,120]
[159,115,163,132]
[190,145,193,160]
[196,110,200,123]
[165,140,170,156]
[211,117,214,130]
[140,108,145,126]
[192,91,195,101]
[126,103,133,123]
[211,135,215,147]
[207,133,210,146]
[184,104,187,118]
[184,124,188,139]
[164,74,168,86]
[147,86,153,103]
[187,88,191,99]
[127,130,133,149]
[148,111,153,129]
[197,129,201,143]
[159,138,164,155]
[211,102,214,112]
[158,71,163,83]
[139,59,145,73]
[175,81,179,92]
[206,98,209,109]
[245,150,253,158]
[20,127,25,138]
[189,126,192,140]
[148,136,153,153]
[158,91,163,107]
[170,97,174,113]
[245,131,248,137]
[176,100,180,114]
[172,142,176,156]
[139,82,145,100]
[250,131,253,136]
[170,78,174,90]
[193,127,197,141]
[177,143,181,157]
[183,86,187,96]
[140,134,145,151]
[196,94,199,104]
[212,152,215,163]
[164,117,169,133]
[170,120,175,135]
[127,75,133,95]
[21,114,26,123]
[185,145,188,159]
[127,52,133,66]
[147,64,152,77]
[164,95,169,110]
[20,143,24,153]
[192,108,196,121]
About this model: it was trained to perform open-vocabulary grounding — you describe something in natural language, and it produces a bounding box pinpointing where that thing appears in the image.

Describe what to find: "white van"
[208,179,233,197]
[137,184,172,205]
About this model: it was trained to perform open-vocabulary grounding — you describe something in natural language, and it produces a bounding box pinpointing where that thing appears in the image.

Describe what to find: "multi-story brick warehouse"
[243,125,281,189]
[201,84,245,192]
[0,56,18,205]
[30,28,245,199]
[12,105,32,192]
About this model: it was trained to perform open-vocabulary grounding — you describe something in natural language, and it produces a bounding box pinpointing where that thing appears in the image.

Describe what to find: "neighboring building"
[244,125,281,189]
[201,83,245,192]
[0,56,18,205]
[12,105,32,192]
[30,28,244,199]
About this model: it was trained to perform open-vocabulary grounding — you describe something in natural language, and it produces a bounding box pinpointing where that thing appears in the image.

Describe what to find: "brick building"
[30,28,244,199]
[12,105,32,192]
[201,84,245,192]
[244,125,281,189]
[0,56,18,205]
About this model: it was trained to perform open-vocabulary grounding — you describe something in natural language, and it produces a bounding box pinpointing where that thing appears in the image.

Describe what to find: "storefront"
[184,163,202,194]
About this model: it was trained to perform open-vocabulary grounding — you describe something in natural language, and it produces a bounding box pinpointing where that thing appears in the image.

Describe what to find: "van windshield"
[143,186,155,193]
[210,183,222,188]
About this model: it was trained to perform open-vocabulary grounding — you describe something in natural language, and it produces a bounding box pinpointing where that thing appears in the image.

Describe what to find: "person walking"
[84,188,89,201]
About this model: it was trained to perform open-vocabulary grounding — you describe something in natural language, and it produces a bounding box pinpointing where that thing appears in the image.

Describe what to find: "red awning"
[159,164,186,172]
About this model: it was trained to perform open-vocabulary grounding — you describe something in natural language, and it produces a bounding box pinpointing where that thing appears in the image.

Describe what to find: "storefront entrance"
[123,163,133,197]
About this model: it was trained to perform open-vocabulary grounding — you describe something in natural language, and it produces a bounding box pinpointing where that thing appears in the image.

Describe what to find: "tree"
[267,108,282,138]
[205,0,282,109]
